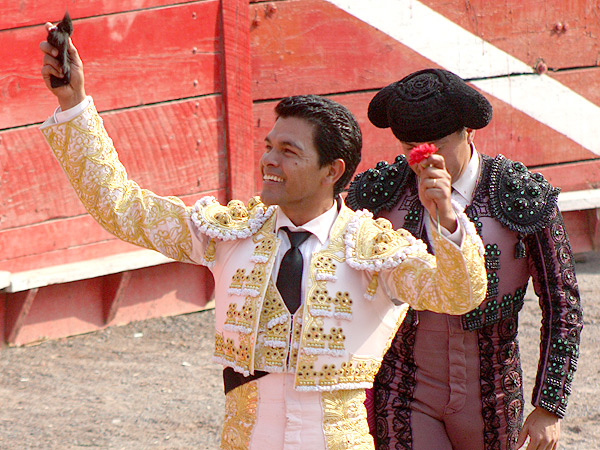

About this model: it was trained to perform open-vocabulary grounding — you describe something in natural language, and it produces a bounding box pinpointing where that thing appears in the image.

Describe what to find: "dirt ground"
[1,252,599,450]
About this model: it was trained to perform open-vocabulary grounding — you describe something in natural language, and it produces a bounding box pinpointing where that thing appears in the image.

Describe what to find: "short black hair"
[275,95,362,196]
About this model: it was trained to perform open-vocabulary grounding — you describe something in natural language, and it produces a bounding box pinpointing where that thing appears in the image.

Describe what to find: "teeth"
[263,174,284,182]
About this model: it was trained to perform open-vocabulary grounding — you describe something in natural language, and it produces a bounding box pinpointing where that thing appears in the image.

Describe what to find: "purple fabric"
[369,154,582,450]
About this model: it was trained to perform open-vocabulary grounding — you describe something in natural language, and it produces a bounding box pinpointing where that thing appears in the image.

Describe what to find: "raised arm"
[40,23,196,263]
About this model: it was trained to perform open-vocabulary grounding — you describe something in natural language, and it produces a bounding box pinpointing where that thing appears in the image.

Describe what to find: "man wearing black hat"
[347,69,583,450]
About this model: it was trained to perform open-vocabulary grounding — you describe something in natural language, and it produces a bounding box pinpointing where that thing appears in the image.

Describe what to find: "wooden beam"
[221,0,255,201]
[4,288,38,345]
[590,208,600,251]
[5,250,174,294]
[102,271,134,325]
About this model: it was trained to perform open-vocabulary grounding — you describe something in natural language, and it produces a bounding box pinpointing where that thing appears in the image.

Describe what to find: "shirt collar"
[452,145,480,204]
[275,201,339,245]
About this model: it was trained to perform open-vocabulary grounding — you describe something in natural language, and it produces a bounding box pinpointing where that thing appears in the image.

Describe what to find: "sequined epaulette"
[190,196,277,241]
[489,155,560,235]
[344,210,427,272]
[346,155,411,214]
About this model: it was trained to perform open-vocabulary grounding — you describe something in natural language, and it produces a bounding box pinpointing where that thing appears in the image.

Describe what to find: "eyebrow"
[264,136,305,152]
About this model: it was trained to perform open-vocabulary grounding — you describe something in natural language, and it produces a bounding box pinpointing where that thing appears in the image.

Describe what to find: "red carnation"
[408,143,439,165]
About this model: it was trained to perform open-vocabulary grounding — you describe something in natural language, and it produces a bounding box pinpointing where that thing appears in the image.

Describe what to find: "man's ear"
[324,158,346,187]
[466,128,475,144]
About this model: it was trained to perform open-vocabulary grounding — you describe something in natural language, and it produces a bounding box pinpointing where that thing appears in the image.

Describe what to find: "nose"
[260,147,278,168]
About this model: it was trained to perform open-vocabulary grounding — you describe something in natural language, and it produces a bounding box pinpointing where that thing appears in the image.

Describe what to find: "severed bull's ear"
[47,11,74,88]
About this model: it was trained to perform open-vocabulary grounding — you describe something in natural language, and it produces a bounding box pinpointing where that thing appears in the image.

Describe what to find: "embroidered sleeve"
[525,208,583,418]
[41,100,195,263]
[389,222,488,314]
[345,209,487,314]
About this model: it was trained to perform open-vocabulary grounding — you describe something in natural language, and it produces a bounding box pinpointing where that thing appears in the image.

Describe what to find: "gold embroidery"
[245,265,267,294]
[296,355,318,387]
[225,303,239,327]
[354,217,412,261]
[204,239,216,264]
[227,200,249,220]
[327,327,346,352]
[321,389,373,449]
[304,317,327,350]
[393,231,487,314]
[254,282,291,372]
[315,254,338,279]
[253,235,276,261]
[229,268,247,292]
[311,286,333,315]
[41,104,194,263]
[333,292,353,317]
[221,381,258,450]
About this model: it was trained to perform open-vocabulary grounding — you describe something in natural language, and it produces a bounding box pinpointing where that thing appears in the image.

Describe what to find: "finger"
[42,53,63,73]
[420,154,446,171]
[67,38,82,64]
[41,63,63,80]
[40,41,59,57]
[45,22,56,32]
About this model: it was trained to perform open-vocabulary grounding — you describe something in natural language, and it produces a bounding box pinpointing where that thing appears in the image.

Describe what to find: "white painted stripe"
[557,189,600,212]
[326,0,600,155]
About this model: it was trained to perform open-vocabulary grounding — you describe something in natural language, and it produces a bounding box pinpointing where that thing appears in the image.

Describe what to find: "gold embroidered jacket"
[41,100,487,392]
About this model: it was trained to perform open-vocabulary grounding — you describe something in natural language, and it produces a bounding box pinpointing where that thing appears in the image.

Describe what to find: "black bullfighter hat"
[368,68,493,142]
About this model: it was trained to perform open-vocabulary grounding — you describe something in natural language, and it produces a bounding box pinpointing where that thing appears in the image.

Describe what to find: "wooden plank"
[222,0,255,201]
[562,210,595,255]
[249,0,598,172]
[6,250,174,294]
[558,189,600,212]
[591,208,600,251]
[250,0,435,100]
[5,262,213,346]
[4,288,38,344]
[536,160,600,193]
[475,95,597,167]
[253,93,600,194]
[103,271,133,324]
[0,0,200,30]
[0,1,222,129]
[420,0,600,69]
[109,262,214,325]
[0,189,226,273]
[0,295,5,347]
[552,68,600,112]
[0,272,10,290]
[1,97,226,230]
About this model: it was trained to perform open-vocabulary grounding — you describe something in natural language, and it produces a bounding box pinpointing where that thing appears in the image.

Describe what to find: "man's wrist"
[58,91,86,112]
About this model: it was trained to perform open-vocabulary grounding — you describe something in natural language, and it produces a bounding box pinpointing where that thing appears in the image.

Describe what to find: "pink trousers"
[371,310,519,449]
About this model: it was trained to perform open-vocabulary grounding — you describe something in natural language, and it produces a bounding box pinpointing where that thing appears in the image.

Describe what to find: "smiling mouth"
[263,174,284,183]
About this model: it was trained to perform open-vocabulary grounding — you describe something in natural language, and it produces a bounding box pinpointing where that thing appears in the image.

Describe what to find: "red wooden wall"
[1,0,598,346]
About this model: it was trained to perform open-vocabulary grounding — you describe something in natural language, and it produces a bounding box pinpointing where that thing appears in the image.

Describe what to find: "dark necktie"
[276,228,311,314]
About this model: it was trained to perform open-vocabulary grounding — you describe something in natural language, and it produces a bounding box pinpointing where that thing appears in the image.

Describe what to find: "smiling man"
[39,28,487,450]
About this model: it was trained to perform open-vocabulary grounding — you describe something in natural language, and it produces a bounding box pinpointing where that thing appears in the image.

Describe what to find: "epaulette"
[190,196,277,241]
[343,210,428,273]
[489,155,560,236]
[346,155,411,214]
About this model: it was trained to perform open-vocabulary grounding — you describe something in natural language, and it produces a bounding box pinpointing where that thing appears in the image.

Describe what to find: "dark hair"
[274,95,362,196]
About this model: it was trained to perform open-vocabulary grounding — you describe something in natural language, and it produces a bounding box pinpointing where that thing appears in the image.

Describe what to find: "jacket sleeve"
[387,223,488,315]
[40,99,197,264]
[525,208,583,418]
[347,208,488,315]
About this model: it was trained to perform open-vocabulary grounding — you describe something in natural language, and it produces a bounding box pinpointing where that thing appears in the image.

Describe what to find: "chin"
[259,190,277,207]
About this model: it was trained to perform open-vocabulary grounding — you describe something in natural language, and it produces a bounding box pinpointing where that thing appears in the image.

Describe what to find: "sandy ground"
[1,252,599,450]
